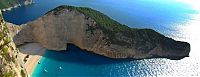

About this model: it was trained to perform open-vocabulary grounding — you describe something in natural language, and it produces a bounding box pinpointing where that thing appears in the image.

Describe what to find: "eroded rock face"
[0,11,26,77]
[14,6,190,59]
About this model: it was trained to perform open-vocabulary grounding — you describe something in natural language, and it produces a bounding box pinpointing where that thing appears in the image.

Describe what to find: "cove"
[3,0,200,77]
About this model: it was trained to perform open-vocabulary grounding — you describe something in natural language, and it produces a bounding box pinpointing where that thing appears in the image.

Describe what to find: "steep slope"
[14,5,190,60]
[0,11,26,77]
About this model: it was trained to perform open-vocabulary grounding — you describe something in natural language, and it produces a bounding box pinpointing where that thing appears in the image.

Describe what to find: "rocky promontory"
[0,11,26,77]
[0,0,34,11]
[14,6,190,59]
[0,0,19,10]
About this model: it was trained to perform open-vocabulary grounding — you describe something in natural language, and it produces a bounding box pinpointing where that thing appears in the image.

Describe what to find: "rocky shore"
[14,5,190,60]
[1,4,21,12]
[18,43,45,77]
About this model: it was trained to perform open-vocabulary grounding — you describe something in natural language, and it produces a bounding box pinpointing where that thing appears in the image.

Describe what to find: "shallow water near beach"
[3,0,200,76]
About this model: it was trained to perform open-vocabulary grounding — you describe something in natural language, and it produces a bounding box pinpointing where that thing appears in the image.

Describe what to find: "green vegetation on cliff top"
[48,6,166,46]
[0,0,19,9]
[48,5,140,32]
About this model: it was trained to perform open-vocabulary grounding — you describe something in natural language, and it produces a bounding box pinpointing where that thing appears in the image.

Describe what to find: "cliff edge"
[0,11,26,77]
[14,6,190,60]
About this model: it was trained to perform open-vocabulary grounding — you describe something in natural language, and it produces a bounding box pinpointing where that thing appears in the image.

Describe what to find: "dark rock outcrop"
[14,6,190,60]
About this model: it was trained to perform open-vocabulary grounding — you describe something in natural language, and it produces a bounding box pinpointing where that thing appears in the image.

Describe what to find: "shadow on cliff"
[19,43,140,65]
[19,43,185,65]
[41,44,141,65]
[18,43,46,55]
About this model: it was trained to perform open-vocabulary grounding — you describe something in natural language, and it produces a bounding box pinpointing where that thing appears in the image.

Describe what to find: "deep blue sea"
[3,0,200,76]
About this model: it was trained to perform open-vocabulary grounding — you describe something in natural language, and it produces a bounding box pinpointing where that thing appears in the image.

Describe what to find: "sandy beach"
[18,43,46,77]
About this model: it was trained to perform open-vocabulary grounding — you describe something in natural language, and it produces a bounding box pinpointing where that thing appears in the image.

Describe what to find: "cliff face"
[14,6,190,59]
[0,11,26,77]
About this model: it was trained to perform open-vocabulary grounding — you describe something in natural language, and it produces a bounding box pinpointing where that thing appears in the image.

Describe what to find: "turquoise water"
[3,0,200,76]
[33,44,150,77]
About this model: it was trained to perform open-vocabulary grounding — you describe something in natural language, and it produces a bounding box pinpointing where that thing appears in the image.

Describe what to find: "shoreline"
[1,1,35,12]
[2,4,21,11]
[18,43,46,77]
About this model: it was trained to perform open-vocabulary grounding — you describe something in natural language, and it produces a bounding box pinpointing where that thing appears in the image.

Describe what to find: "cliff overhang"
[13,5,190,60]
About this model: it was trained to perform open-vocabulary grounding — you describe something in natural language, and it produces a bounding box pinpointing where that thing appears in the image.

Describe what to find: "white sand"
[18,43,46,77]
